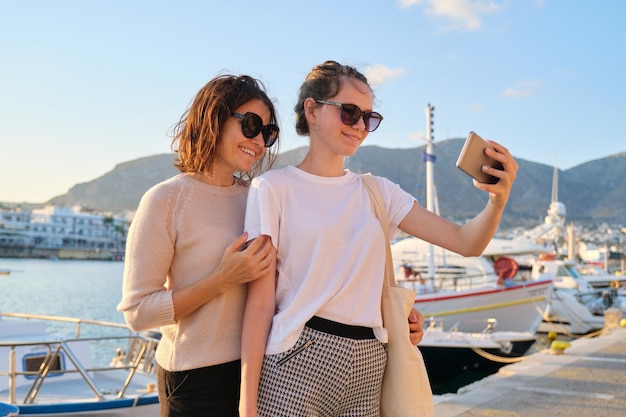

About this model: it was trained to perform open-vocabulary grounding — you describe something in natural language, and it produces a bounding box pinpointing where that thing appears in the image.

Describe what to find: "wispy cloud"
[399,0,502,31]
[364,65,407,85]
[408,131,428,144]
[502,79,543,98]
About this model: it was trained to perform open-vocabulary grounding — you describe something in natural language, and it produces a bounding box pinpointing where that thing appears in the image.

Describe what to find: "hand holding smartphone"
[455,131,504,184]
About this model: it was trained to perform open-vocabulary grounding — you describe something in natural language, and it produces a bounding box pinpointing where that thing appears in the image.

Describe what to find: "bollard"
[550,340,571,355]
[604,307,623,329]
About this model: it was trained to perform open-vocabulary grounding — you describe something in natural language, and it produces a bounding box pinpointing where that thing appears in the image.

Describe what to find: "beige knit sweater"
[117,174,248,372]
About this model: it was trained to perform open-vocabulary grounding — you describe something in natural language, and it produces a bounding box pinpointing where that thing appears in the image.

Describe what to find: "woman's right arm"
[118,187,176,331]
[239,238,276,417]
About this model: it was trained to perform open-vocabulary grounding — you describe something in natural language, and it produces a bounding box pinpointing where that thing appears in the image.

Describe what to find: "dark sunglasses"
[314,99,383,132]
[231,112,279,147]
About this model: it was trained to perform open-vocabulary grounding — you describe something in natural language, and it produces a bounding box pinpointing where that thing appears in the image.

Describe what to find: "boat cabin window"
[23,352,65,378]
[556,266,569,277]
[557,265,580,278]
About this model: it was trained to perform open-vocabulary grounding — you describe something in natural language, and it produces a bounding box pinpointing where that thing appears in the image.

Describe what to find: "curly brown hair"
[170,74,279,185]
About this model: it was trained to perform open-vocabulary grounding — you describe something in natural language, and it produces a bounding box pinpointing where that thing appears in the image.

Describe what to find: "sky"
[1,0,624,203]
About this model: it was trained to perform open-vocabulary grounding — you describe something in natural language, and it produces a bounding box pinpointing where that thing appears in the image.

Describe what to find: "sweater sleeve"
[117,182,177,332]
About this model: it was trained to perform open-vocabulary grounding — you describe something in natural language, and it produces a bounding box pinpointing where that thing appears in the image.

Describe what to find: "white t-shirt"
[245,166,416,354]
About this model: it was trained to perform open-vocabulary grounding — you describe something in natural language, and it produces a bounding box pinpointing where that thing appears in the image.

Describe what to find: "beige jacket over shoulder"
[117,174,248,372]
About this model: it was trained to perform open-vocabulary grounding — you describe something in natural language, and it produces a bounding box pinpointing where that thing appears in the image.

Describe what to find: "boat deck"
[433,325,626,416]
[3,370,157,404]
[0,313,160,415]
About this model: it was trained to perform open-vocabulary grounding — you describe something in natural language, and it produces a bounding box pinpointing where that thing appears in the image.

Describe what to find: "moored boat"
[393,236,554,334]
[0,312,159,416]
[418,319,537,393]
[576,262,626,289]
[530,257,623,334]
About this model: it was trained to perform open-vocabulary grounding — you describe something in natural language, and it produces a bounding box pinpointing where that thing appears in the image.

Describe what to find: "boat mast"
[551,166,558,204]
[425,104,435,279]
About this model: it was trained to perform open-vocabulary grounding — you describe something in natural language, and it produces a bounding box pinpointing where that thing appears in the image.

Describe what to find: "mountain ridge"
[47,138,626,228]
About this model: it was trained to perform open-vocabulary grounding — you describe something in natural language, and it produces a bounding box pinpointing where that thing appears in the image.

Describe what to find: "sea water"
[1,258,125,327]
[1,258,128,366]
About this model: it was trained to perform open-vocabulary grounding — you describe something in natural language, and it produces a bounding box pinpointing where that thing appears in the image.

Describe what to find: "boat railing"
[0,313,159,405]
[434,271,500,291]
[0,312,130,337]
[426,316,499,333]
[398,271,500,293]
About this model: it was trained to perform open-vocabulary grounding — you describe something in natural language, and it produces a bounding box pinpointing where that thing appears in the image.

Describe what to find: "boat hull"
[16,397,159,416]
[418,329,536,394]
[538,288,606,334]
[409,280,553,333]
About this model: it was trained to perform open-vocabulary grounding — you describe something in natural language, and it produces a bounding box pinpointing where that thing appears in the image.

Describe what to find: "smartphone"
[455,131,503,184]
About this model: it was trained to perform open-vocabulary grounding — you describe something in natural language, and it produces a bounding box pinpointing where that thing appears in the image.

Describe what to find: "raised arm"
[399,140,518,256]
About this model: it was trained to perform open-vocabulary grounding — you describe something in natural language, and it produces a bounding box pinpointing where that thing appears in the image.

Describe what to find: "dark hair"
[170,74,279,184]
[294,60,371,135]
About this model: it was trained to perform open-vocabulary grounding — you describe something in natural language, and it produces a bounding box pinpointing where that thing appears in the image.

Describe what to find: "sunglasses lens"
[233,112,279,146]
[240,113,263,138]
[262,125,280,147]
[340,104,362,125]
[364,112,383,132]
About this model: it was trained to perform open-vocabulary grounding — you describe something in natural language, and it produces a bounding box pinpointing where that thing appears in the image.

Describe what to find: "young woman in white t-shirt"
[240,60,518,417]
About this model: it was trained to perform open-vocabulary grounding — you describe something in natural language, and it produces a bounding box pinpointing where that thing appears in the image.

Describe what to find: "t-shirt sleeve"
[375,176,417,240]
[245,176,281,246]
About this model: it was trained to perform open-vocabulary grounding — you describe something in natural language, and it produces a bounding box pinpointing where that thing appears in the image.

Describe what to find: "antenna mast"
[425,104,435,279]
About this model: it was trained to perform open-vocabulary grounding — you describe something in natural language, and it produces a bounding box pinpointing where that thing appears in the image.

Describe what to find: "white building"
[0,204,128,259]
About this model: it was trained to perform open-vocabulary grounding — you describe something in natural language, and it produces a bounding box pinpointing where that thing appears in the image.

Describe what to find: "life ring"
[494,257,519,285]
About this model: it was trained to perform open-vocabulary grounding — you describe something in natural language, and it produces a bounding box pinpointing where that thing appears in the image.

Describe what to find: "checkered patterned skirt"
[257,319,387,416]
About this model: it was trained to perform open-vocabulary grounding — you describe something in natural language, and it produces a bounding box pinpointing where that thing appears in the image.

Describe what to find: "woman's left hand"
[408,308,424,345]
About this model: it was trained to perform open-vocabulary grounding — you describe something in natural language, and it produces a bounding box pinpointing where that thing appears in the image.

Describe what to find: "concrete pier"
[433,326,626,416]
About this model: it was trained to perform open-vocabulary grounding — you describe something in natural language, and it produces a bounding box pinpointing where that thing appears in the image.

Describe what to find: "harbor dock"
[433,324,626,416]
